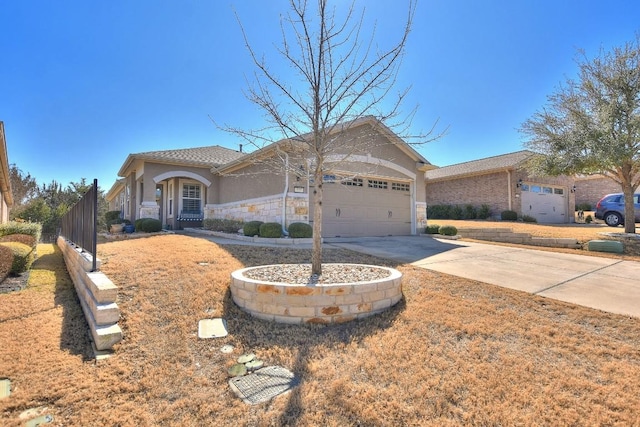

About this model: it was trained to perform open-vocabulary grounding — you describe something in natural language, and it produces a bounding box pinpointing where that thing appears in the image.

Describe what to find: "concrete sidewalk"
[325,236,640,318]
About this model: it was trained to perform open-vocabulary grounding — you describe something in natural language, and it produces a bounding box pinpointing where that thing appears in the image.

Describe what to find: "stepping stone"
[220,344,234,354]
[588,240,623,253]
[229,366,299,405]
[198,319,228,339]
[0,379,10,399]
[228,363,247,377]
[245,359,264,370]
[237,353,255,364]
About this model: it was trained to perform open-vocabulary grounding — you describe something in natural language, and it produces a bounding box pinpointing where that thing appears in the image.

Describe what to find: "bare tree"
[521,35,640,233]
[219,0,440,274]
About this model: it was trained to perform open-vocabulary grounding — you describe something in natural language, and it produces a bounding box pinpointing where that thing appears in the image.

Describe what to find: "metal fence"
[60,179,98,271]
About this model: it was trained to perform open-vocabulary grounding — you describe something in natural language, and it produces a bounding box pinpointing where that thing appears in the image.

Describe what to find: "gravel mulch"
[0,272,30,294]
[242,263,391,284]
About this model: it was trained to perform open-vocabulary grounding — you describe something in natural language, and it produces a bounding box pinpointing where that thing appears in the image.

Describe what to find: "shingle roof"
[133,145,246,167]
[425,150,536,181]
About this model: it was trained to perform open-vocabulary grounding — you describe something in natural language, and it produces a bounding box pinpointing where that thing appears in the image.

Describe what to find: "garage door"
[311,177,412,237]
[521,184,567,223]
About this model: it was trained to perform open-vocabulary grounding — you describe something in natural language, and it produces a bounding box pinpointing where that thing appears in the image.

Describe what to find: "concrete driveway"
[325,235,640,318]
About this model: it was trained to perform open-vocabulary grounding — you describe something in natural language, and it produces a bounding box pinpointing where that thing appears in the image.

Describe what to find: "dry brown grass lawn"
[1,234,640,426]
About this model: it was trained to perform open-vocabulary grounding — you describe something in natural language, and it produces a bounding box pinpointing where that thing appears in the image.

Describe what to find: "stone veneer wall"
[57,237,122,351]
[230,264,403,324]
[206,193,309,227]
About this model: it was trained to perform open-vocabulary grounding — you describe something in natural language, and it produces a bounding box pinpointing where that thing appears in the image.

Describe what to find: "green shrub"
[203,218,244,233]
[0,233,37,249]
[427,205,451,219]
[0,242,35,275]
[576,203,592,211]
[585,215,593,224]
[477,204,492,220]
[137,218,162,233]
[463,204,477,220]
[522,215,537,223]
[438,225,458,236]
[0,245,14,281]
[259,222,283,238]
[0,221,42,243]
[450,205,463,220]
[134,218,146,231]
[501,210,518,221]
[425,224,441,234]
[243,221,264,237]
[105,210,122,222]
[287,222,312,238]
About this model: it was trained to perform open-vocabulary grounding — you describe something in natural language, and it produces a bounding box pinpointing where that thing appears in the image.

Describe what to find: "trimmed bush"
[105,210,122,222]
[287,222,312,238]
[0,245,14,281]
[243,221,264,237]
[203,218,244,233]
[450,205,464,220]
[501,210,518,221]
[522,215,537,223]
[0,242,35,275]
[477,204,491,220]
[576,203,592,211]
[0,221,42,243]
[425,224,441,234]
[137,218,162,232]
[438,225,458,236]
[585,215,593,224]
[0,233,37,249]
[259,222,283,238]
[426,205,451,219]
[463,204,477,220]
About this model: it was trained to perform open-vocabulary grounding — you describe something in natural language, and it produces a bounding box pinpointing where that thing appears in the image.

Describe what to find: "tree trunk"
[311,169,323,275]
[623,183,636,234]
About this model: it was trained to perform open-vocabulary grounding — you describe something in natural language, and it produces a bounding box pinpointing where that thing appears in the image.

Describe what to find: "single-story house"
[0,122,14,223]
[106,117,435,237]
[424,150,577,223]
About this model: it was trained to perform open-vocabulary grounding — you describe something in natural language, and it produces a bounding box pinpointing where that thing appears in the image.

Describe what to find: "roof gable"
[119,145,246,177]
[425,150,536,181]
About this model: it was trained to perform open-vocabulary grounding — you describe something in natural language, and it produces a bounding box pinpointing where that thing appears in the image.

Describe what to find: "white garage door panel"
[319,181,412,237]
[521,186,567,224]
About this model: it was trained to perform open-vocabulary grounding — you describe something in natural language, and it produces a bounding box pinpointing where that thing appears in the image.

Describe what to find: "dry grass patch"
[1,234,640,426]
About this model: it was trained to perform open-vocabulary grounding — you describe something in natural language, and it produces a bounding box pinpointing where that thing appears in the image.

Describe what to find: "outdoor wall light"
[516,178,523,188]
[571,185,577,193]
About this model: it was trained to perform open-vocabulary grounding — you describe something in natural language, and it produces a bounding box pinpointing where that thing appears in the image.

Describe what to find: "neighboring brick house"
[574,175,621,209]
[106,117,434,237]
[425,150,576,223]
[0,122,13,223]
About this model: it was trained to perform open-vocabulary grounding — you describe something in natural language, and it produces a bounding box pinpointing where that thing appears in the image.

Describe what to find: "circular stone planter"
[230,264,402,324]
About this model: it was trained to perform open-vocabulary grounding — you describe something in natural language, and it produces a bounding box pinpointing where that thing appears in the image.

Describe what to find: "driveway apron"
[325,236,640,318]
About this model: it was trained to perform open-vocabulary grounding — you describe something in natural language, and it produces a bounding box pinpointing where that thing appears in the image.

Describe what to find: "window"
[521,184,530,191]
[368,179,388,189]
[554,188,564,195]
[341,178,363,187]
[182,183,201,213]
[392,182,410,192]
[543,187,553,194]
[168,183,173,216]
[530,185,541,193]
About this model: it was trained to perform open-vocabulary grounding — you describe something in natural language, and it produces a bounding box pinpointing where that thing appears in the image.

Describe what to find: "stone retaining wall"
[230,264,403,324]
[57,237,122,351]
[457,228,582,249]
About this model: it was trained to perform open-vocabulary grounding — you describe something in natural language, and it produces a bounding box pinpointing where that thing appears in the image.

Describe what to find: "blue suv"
[594,192,640,227]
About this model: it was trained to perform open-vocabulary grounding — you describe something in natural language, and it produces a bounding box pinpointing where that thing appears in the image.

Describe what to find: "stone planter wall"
[230,264,403,324]
[57,237,122,351]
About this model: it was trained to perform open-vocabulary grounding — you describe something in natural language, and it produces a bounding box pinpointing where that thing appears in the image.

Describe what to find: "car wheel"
[604,212,623,227]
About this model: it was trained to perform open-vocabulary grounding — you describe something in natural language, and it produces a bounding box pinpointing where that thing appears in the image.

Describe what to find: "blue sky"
[1,1,639,192]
